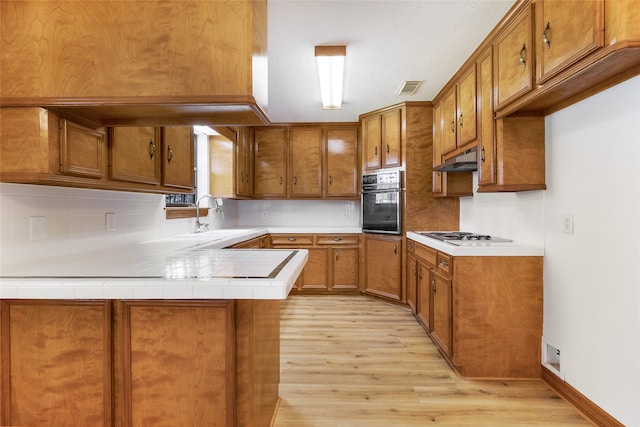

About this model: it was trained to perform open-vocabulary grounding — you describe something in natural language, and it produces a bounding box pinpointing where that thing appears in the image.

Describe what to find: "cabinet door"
[110,127,161,185]
[290,127,322,198]
[0,300,112,426]
[406,251,418,313]
[59,119,107,179]
[300,248,328,290]
[362,114,381,171]
[441,87,457,155]
[381,108,401,168]
[416,259,432,331]
[477,47,496,186]
[209,134,236,197]
[457,65,477,147]
[536,0,604,84]
[494,4,533,109]
[364,235,403,302]
[236,127,253,197]
[326,126,359,198]
[432,101,444,168]
[162,126,194,190]
[113,300,235,426]
[431,270,453,357]
[331,247,359,290]
[254,128,287,198]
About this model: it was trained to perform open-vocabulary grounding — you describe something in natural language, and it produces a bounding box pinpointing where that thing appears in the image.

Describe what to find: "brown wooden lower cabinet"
[363,233,403,302]
[270,233,360,293]
[1,298,280,427]
[407,238,543,378]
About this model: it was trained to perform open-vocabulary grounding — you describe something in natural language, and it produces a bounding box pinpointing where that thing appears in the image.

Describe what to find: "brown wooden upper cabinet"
[494,2,534,110]
[535,0,604,85]
[439,65,477,161]
[325,126,359,198]
[289,127,323,198]
[110,127,162,186]
[477,47,496,187]
[161,127,194,190]
[362,108,401,171]
[253,125,359,199]
[253,127,288,198]
[209,127,253,199]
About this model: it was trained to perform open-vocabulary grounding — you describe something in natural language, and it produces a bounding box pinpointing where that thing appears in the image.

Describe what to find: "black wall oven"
[361,170,402,234]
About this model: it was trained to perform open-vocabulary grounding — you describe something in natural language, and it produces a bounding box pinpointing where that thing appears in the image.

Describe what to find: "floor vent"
[542,337,563,379]
[396,80,423,95]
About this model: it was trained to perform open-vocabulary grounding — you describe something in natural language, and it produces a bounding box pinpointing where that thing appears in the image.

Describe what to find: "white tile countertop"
[0,228,310,300]
[407,231,544,257]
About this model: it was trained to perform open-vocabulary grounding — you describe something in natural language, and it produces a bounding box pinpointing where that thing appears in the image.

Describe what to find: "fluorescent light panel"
[315,45,346,109]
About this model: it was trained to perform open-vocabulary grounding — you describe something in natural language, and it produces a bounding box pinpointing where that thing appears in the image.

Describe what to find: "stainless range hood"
[434,147,478,172]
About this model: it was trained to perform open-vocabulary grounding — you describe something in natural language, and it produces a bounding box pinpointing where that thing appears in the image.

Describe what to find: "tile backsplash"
[0,183,189,266]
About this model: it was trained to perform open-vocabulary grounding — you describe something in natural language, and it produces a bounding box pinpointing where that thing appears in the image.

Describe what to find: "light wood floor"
[274,295,591,427]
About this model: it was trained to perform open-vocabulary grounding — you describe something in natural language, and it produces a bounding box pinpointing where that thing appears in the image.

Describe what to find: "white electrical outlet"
[262,211,268,219]
[562,213,574,234]
[105,213,116,232]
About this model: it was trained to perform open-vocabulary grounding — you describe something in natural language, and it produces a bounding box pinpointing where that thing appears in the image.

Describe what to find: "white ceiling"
[266,0,516,123]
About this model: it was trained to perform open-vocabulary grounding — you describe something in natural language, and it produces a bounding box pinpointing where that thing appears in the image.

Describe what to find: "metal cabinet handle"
[332,237,342,242]
[329,175,333,185]
[481,146,486,163]
[450,118,455,132]
[459,113,463,128]
[386,143,390,153]
[543,21,551,49]
[374,146,378,156]
[279,176,283,185]
[335,250,339,261]
[432,278,436,293]
[440,260,449,268]
[418,265,422,279]
[167,145,173,163]
[287,238,296,242]
[293,176,297,185]
[519,43,527,68]
[393,243,397,254]
[148,139,156,159]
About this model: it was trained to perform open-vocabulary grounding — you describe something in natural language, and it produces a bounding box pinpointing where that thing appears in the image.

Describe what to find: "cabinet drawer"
[414,243,437,266]
[436,252,453,275]
[316,235,359,246]
[270,235,314,246]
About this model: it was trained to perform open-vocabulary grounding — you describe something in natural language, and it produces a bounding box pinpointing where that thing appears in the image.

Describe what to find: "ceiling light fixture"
[315,45,346,109]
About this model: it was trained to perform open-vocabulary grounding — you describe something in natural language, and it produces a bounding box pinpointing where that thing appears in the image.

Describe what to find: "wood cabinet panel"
[325,127,359,198]
[364,234,403,302]
[494,3,534,109]
[362,114,382,171]
[331,247,359,290]
[253,127,287,198]
[110,127,161,185]
[381,108,402,168]
[406,251,418,313]
[456,65,478,147]
[441,88,457,155]
[300,248,329,290]
[536,0,604,84]
[477,47,496,187]
[161,126,194,190]
[430,270,452,357]
[290,127,322,198]
[113,300,235,426]
[59,119,107,179]
[0,300,111,426]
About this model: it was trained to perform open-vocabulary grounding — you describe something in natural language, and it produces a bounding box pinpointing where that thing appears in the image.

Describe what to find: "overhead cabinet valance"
[0,0,268,126]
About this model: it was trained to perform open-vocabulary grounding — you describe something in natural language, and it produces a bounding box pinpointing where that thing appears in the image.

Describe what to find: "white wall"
[0,184,193,266]
[461,76,640,426]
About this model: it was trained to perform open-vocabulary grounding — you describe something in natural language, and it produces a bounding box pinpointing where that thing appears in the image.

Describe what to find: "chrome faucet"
[195,194,222,232]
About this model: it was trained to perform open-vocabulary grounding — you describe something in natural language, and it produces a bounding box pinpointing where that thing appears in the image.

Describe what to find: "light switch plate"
[29,216,47,240]
[105,213,116,232]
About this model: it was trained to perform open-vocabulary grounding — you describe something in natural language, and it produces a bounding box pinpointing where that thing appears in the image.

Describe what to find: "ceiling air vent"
[396,80,423,95]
